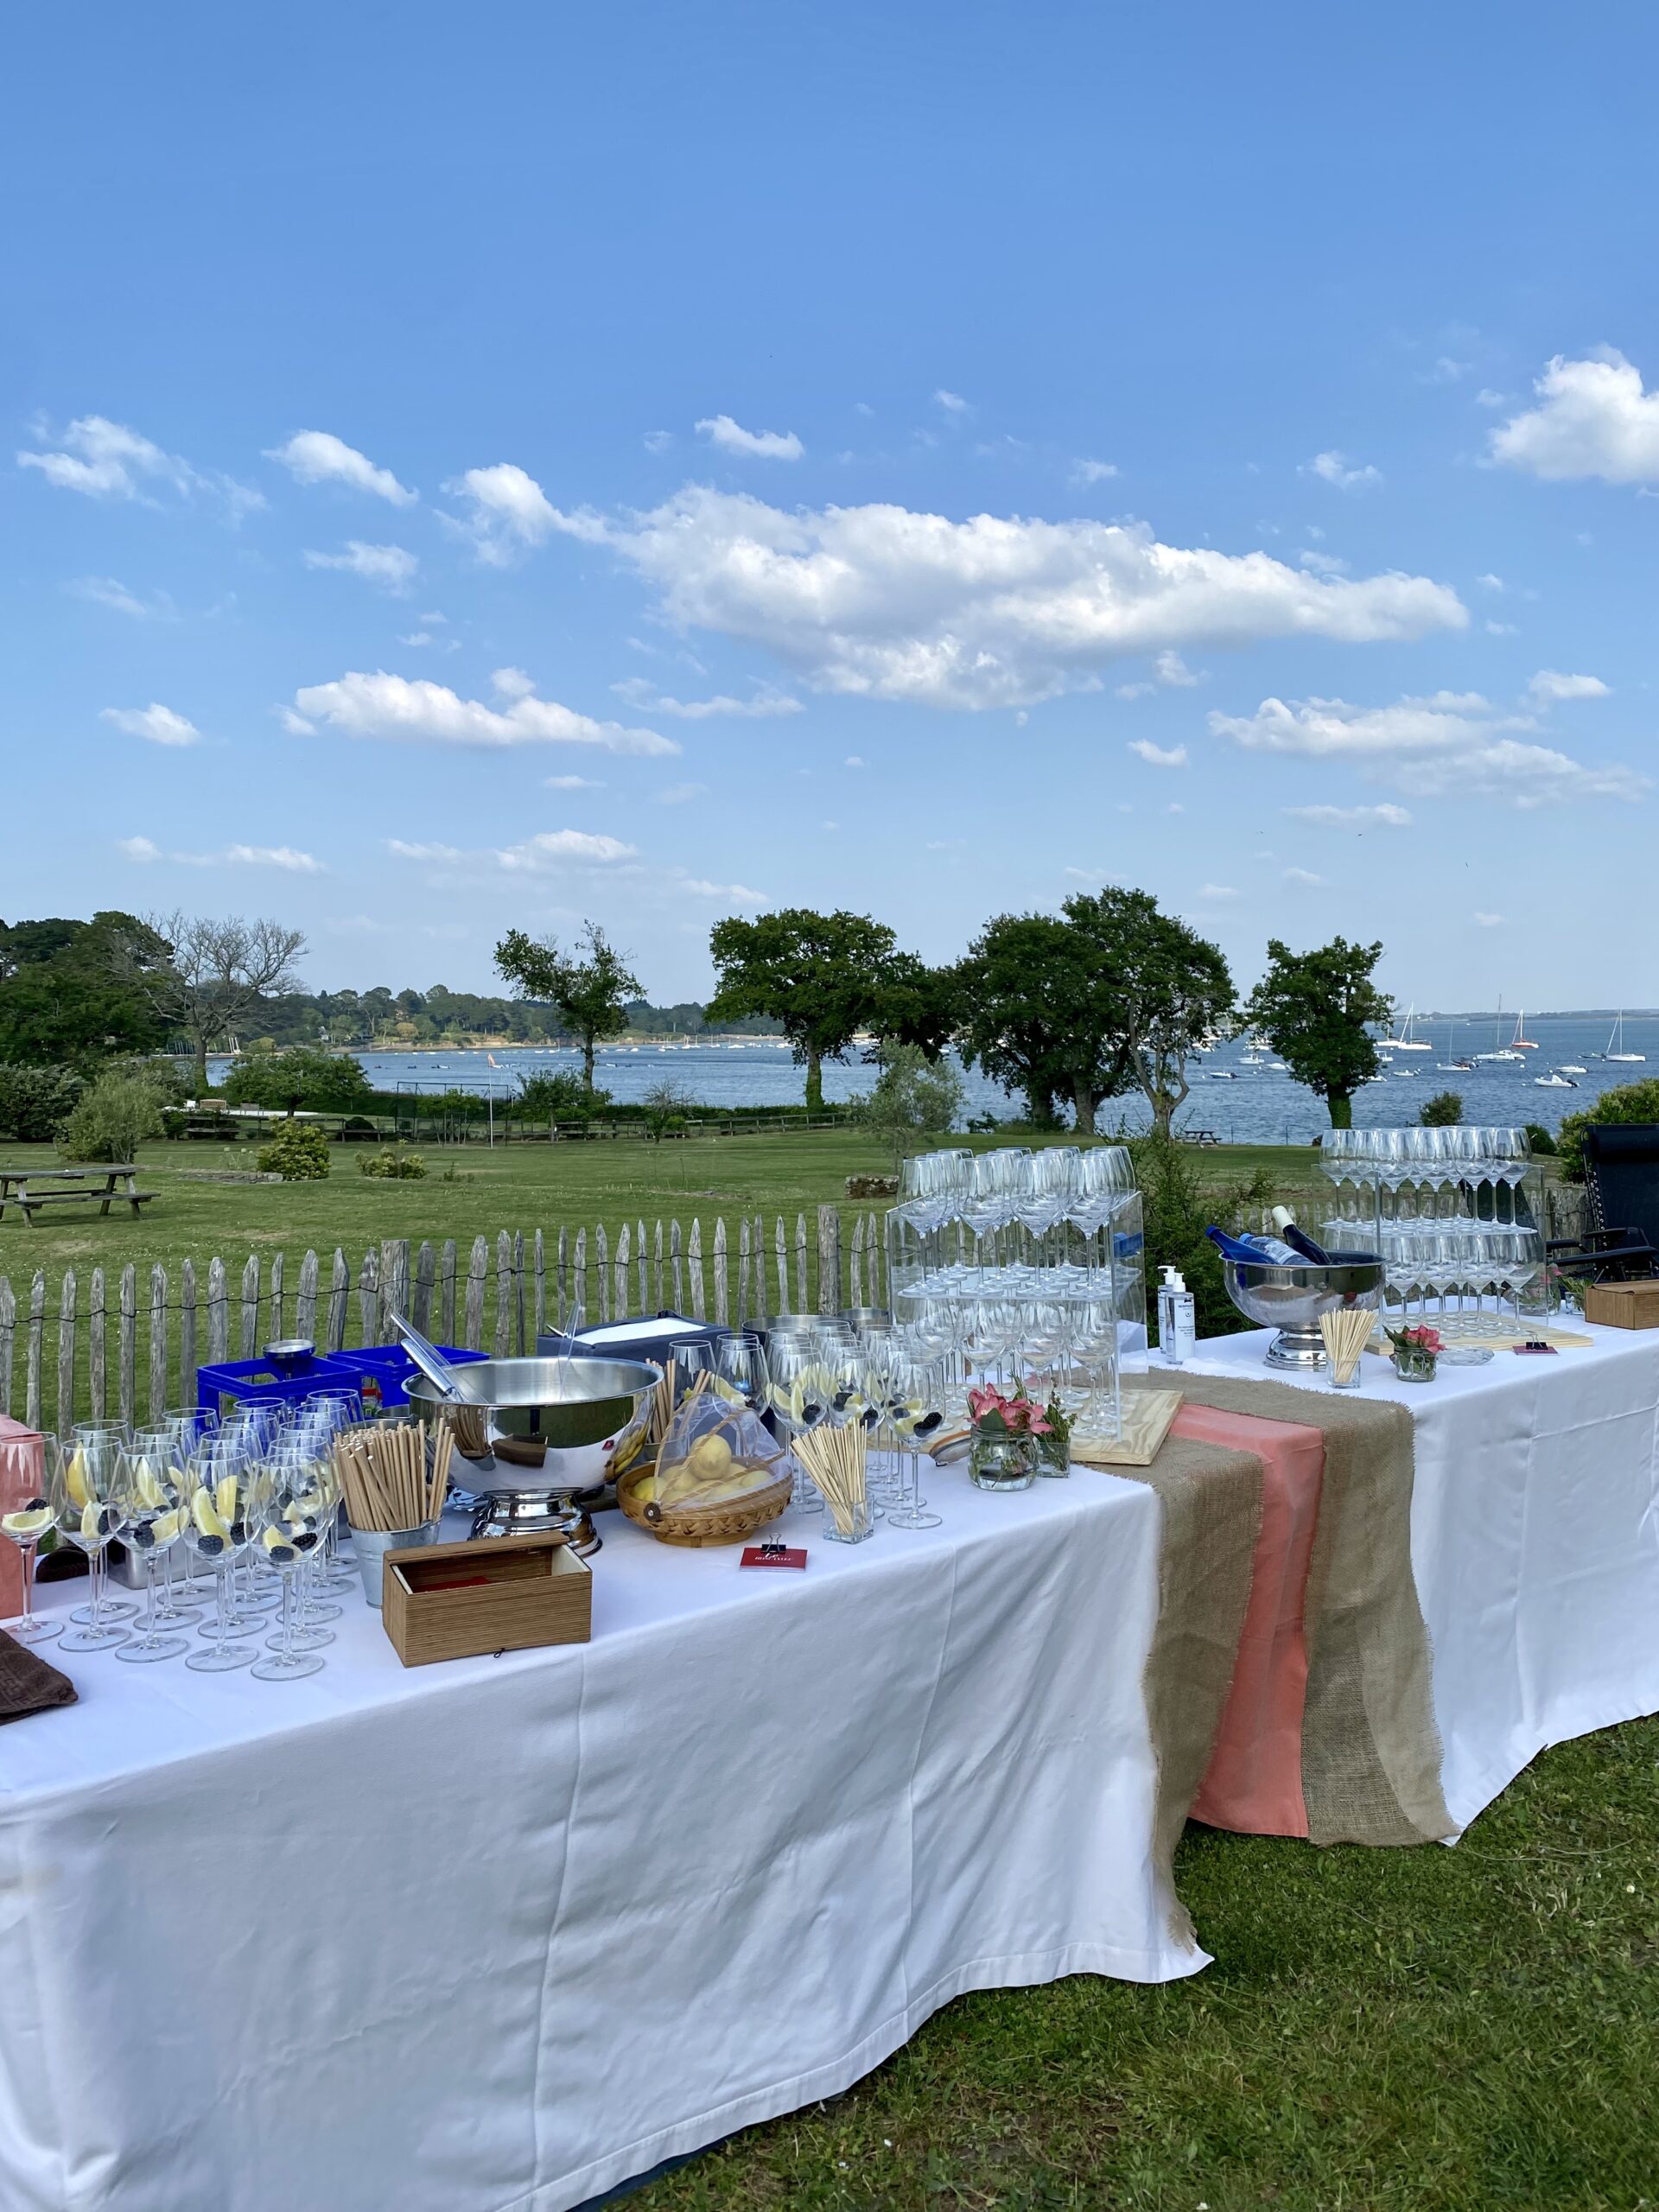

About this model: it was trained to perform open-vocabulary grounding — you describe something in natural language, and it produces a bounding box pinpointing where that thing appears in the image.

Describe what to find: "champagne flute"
[49,1435,129,1652]
[112,1433,191,1662]
[1,1437,60,1643]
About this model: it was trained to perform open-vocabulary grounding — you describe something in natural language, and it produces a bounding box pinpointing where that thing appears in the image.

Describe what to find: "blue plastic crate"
[194,1351,361,1416]
[325,1343,486,1408]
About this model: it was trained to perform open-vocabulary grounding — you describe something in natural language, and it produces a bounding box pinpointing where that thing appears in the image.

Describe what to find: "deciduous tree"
[1243,935,1389,1129]
[493,922,641,1099]
[705,909,904,1114]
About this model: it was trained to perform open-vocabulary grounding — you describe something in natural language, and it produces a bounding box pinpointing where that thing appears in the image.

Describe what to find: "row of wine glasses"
[1319,1127,1533,1188]
[897,1146,1138,1237]
[762,1316,948,1528]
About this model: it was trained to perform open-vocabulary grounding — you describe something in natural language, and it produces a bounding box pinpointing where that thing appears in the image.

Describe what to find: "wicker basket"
[615,1457,794,1548]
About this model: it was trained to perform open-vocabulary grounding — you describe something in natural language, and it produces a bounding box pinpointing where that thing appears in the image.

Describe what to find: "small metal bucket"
[351,1520,446,1607]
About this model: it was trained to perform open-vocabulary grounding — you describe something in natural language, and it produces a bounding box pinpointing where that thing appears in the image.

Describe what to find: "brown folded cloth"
[0,1628,79,1723]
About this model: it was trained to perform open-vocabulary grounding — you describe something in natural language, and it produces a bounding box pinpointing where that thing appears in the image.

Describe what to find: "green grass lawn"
[639,1718,1659,2211]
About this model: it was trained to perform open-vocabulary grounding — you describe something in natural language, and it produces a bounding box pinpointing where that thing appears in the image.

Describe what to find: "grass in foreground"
[640,1719,1659,2211]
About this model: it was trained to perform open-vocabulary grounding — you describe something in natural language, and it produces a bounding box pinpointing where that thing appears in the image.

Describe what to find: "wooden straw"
[1319,1305,1373,1385]
[794,1421,868,1537]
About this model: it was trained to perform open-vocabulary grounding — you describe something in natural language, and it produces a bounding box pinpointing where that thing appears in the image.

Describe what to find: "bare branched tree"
[137,912,308,1096]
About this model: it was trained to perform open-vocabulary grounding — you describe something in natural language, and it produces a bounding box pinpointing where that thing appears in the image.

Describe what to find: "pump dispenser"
[1157,1266,1196,1366]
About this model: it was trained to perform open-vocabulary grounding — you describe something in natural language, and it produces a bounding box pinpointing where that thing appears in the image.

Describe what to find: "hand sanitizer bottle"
[1158,1266,1196,1366]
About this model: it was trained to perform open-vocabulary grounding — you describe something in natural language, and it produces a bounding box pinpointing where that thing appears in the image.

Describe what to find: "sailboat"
[1606,1013,1645,1064]
[1389,1003,1433,1051]
[1510,1011,1538,1051]
[1437,1019,1475,1072]
[1475,999,1523,1063]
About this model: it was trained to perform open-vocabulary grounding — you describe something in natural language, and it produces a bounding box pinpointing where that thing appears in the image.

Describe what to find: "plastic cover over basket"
[654,1389,793,1511]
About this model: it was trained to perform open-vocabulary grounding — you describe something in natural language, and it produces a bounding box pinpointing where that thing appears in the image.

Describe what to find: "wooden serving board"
[1069,1388,1184,1469]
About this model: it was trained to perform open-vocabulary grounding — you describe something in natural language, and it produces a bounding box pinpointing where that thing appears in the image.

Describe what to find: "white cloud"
[1297,549,1351,576]
[1284,802,1413,827]
[1490,351,1659,483]
[654,783,709,805]
[1153,649,1201,687]
[1528,668,1610,702]
[1282,867,1327,887]
[674,876,769,903]
[19,415,262,517]
[1306,450,1383,492]
[266,430,416,505]
[1486,620,1519,636]
[643,430,673,454]
[1475,389,1508,409]
[555,485,1465,711]
[1115,682,1154,700]
[390,830,637,871]
[491,665,537,701]
[1474,911,1505,926]
[933,390,969,414]
[100,702,201,747]
[1212,690,1646,806]
[120,835,321,872]
[610,677,802,720]
[68,575,176,620]
[1426,356,1473,385]
[844,754,865,768]
[1477,572,1505,591]
[1127,740,1188,768]
[1198,883,1238,899]
[1071,459,1119,484]
[695,415,804,461]
[543,773,606,790]
[288,671,678,756]
[303,541,418,594]
[442,462,561,563]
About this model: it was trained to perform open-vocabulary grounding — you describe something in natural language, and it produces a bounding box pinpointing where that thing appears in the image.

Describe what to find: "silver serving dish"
[407,1355,659,1549]
[1222,1252,1384,1369]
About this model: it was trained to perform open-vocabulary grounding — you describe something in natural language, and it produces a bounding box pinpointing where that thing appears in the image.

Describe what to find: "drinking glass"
[249,1457,327,1681]
[1,1438,60,1643]
[65,1426,137,1622]
[112,1432,190,1662]
[884,1354,944,1529]
[183,1445,259,1671]
[277,1438,340,1647]
[669,1338,715,1398]
[49,1435,128,1652]
[714,1332,769,1414]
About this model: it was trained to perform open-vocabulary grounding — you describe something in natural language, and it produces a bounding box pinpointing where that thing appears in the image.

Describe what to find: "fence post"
[671,1221,683,1312]
[849,1215,865,1307]
[411,1242,435,1334]
[239,1256,260,1359]
[118,1264,137,1429]
[795,1214,809,1313]
[359,1247,381,1348]
[652,1220,664,1311]
[636,1218,648,1313]
[817,1205,840,1313]
[594,1224,610,1325]
[556,1227,569,1331]
[613,1224,629,1323]
[464,1236,488,1350]
[180,1258,198,1407]
[325,1250,350,1352]
[0,1275,13,1420]
[514,1230,527,1355]
[688,1220,705,1320]
[774,1217,789,1313]
[207,1256,229,1364]
[149,1265,168,1421]
[56,1269,78,1438]
[440,1239,457,1342]
[533,1230,545,1343]
[494,1232,512,1357]
[267,1251,283,1342]
[738,1218,751,1327]
[713,1217,728,1326]
[753,1215,767,1322]
[866,1211,883,1306]
[296,1249,321,1342]
[572,1229,587,1331]
[89,1266,106,1421]
[25,1272,45,1432]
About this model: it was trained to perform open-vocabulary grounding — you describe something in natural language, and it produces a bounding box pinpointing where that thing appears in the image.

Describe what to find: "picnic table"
[0,1163,156,1227]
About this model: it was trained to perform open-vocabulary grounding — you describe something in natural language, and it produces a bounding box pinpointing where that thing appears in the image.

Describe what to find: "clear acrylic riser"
[1319,1140,1552,1327]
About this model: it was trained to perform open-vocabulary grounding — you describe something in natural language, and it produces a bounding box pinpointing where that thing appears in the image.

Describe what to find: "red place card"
[740,1543,807,1570]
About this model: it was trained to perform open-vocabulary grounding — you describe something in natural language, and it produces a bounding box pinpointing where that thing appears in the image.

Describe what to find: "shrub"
[58,1071,165,1162]
[0,1065,84,1144]
[1420,1090,1463,1127]
[515,1071,613,1123]
[1524,1122,1558,1157]
[854,1045,965,1167]
[1127,1129,1278,1339]
[224,1047,373,1115]
[640,1077,692,1143]
[255,1121,332,1180]
[1555,1077,1659,1181]
[358,1146,428,1179]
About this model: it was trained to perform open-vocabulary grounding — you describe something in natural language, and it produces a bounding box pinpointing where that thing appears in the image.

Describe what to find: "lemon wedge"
[214,1474,238,1522]
[151,1507,185,1545]
[65,1447,91,1509]
[136,1458,165,1509]
[192,1491,230,1541]
[79,1499,104,1543]
[1,1506,51,1540]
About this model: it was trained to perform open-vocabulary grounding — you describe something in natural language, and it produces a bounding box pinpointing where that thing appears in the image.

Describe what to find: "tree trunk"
[193,1033,210,1098]
[582,1033,596,1098]
[1327,1089,1354,1128]
[1071,1078,1096,1136]
[804,1047,824,1115]
[1153,1094,1175,1139]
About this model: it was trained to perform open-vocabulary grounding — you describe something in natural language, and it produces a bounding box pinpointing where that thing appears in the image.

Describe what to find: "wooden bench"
[0,1166,159,1228]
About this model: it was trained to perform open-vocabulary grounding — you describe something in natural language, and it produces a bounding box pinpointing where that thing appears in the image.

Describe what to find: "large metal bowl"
[1222,1253,1384,1369]
[407,1355,660,1497]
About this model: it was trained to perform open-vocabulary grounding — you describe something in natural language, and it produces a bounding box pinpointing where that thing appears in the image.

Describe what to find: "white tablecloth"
[1178,1324,1659,1829]
[0,1467,1200,2212]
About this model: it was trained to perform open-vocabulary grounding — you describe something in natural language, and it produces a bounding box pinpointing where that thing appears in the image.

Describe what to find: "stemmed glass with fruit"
[1,1442,60,1644]
[112,1432,191,1663]
[183,1444,259,1673]
[48,1435,128,1652]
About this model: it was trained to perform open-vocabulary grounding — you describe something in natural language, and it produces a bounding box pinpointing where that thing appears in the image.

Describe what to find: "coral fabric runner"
[1104,1430,1262,1942]
[1138,1375,1454,1847]
[1172,1402,1324,1837]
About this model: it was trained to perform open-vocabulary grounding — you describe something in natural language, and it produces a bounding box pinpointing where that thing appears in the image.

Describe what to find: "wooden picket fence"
[0,1210,887,1433]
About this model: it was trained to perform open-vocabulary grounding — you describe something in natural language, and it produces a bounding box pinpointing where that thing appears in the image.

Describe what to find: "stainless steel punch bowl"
[1222,1253,1384,1369]
[407,1355,660,1497]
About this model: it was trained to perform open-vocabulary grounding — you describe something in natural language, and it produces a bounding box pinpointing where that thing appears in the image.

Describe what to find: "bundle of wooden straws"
[1319,1305,1373,1386]
[793,1421,868,1538]
[335,1421,454,1533]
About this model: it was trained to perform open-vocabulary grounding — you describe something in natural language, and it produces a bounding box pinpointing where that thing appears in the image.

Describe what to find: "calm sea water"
[208,1011,1659,1145]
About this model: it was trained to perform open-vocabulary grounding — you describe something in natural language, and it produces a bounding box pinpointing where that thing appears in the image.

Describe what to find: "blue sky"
[6,2,1659,1009]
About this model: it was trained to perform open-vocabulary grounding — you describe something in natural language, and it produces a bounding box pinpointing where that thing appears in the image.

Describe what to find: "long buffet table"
[4,1319,1659,2212]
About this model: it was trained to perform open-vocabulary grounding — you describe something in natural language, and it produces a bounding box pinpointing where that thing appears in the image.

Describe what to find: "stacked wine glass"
[1317,1127,1546,1338]
[884,1146,1147,1438]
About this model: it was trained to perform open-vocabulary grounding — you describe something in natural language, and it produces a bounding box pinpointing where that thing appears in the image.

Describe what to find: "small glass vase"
[1389,1345,1438,1383]
[1035,1429,1071,1478]
[969,1431,1039,1491]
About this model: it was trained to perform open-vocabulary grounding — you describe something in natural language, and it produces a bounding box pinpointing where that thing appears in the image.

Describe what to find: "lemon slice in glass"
[192,1491,230,1541]
[79,1499,105,1543]
[136,1458,165,1509]
[66,1447,91,1509]
[214,1474,239,1522]
[1,1505,51,1540]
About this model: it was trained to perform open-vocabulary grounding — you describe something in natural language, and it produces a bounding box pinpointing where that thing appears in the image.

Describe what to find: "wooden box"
[1584,1280,1659,1330]
[381,1533,591,1667]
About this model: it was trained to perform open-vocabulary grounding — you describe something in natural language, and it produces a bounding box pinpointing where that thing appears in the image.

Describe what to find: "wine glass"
[1,1435,60,1644]
[248,1455,327,1681]
[49,1435,128,1652]
[182,1444,259,1672]
[112,1432,191,1662]
[276,1438,340,1648]
[65,1426,137,1622]
[884,1354,944,1529]
[714,1332,769,1414]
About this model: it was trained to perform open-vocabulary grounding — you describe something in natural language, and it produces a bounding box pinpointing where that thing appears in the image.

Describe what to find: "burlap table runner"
[1104,1433,1263,1943]
[0,1629,78,1724]
[1131,1373,1454,1847]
